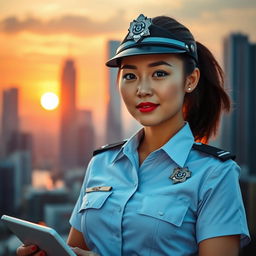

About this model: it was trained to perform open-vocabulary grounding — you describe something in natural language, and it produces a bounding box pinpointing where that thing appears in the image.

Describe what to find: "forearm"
[198,235,240,256]
[67,227,90,251]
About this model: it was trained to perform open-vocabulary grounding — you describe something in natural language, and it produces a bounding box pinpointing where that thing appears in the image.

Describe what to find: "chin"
[136,118,164,127]
[135,113,180,128]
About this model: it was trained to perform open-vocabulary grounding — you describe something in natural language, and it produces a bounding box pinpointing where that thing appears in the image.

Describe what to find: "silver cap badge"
[169,167,191,184]
[127,14,152,42]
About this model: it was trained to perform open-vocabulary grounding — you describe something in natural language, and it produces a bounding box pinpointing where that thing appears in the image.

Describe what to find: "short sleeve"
[196,160,251,247]
[69,160,92,232]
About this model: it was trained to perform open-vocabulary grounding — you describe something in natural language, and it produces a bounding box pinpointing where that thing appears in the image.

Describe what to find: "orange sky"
[0,0,256,143]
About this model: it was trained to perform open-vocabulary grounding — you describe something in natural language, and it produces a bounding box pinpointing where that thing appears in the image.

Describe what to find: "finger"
[16,244,38,256]
[71,247,92,256]
[33,250,47,256]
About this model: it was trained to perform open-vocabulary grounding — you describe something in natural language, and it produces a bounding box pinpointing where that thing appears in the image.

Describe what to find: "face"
[118,54,188,128]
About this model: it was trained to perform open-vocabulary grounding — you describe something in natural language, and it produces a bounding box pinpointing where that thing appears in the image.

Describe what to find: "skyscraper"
[0,151,32,216]
[105,40,123,143]
[221,33,256,175]
[7,131,33,159]
[58,59,96,176]
[248,43,256,175]
[0,161,15,215]
[59,59,78,175]
[1,88,19,157]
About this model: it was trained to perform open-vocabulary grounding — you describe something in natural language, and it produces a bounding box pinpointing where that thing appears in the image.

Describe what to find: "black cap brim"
[105,45,186,67]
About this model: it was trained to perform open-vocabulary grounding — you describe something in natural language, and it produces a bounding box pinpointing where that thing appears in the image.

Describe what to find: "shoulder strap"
[192,143,236,161]
[93,140,127,156]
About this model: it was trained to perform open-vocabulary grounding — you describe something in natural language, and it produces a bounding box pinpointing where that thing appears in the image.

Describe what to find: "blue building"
[221,33,256,176]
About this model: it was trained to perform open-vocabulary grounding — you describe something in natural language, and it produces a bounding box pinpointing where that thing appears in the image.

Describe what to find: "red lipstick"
[136,102,159,113]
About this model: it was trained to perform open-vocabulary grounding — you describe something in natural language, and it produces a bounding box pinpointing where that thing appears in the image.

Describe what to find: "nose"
[136,79,153,97]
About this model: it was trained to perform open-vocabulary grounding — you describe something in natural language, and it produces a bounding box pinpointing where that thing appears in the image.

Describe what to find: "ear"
[184,68,200,93]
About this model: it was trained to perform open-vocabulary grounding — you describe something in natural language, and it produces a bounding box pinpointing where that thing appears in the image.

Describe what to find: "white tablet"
[1,215,76,256]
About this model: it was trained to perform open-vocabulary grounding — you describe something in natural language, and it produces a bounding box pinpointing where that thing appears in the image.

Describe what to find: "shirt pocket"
[79,191,113,212]
[137,195,190,227]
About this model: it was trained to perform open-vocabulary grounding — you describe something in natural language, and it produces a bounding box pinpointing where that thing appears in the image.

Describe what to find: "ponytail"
[183,41,231,142]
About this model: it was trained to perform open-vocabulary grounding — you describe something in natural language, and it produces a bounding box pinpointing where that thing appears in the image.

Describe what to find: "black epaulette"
[93,140,127,156]
[192,143,236,161]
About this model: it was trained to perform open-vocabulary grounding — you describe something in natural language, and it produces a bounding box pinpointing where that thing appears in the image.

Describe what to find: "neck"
[138,114,185,164]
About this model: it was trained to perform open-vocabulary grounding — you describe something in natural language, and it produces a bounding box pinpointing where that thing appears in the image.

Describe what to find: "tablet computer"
[1,215,76,256]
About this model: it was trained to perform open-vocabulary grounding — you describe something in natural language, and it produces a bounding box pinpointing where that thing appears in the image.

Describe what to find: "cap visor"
[105,45,186,67]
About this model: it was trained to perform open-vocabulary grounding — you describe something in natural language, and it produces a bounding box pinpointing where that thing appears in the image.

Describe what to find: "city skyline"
[1,33,256,173]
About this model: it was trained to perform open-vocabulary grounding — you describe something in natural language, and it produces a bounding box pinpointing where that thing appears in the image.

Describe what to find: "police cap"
[105,14,198,67]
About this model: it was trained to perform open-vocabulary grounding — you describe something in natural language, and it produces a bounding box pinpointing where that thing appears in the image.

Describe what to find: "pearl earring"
[188,87,191,91]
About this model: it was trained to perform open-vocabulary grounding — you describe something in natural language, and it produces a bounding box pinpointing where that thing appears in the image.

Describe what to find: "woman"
[17,14,250,256]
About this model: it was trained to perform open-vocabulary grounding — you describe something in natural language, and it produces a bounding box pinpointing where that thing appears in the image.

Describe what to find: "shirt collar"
[111,128,144,164]
[111,122,195,167]
[161,122,195,167]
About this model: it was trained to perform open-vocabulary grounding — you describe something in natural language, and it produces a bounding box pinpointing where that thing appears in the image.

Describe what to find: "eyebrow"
[120,61,173,69]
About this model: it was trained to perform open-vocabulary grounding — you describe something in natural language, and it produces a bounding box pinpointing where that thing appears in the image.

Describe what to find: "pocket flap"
[137,195,190,227]
[79,191,112,212]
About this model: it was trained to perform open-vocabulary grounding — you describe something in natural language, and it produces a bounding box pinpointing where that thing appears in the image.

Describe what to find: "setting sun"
[40,92,59,110]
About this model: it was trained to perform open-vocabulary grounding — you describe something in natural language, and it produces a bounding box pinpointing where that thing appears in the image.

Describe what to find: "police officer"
[17,14,250,256]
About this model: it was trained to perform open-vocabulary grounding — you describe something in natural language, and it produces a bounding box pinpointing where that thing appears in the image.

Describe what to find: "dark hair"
[152,16,231,143]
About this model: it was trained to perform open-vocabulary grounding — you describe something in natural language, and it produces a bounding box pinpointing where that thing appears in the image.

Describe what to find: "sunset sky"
[0,0,256,142]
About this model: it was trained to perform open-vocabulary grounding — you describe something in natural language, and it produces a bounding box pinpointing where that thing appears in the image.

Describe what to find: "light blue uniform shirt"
[69,122,250,256]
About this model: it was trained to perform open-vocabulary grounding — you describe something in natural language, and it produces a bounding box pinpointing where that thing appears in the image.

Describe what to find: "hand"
[16,244,46,256]
[71,247,99,256]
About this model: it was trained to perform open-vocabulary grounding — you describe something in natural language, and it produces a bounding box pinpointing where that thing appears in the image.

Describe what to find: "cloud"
[0,11,128,36]
[1,1,255,40]
[121,0,256,22]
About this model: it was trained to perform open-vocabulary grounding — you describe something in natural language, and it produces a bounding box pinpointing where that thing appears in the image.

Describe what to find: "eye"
[153,70,169,78]
[123,73,136,80]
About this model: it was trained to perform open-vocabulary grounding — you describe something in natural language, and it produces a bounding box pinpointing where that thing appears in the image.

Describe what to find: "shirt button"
[158,211,164,216]
[133,183,137,187]
[86,201,90,205]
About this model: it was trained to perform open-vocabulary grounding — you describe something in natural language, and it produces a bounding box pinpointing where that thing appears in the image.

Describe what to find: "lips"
[136,102,159,113]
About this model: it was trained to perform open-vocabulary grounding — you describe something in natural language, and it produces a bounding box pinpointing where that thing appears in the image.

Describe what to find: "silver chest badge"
[127,14,152,42]
[169,167,191,184]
